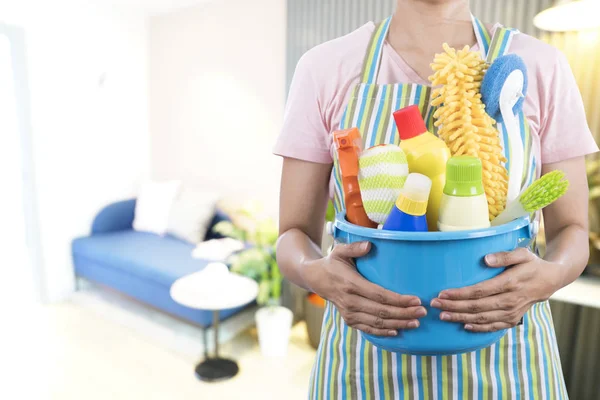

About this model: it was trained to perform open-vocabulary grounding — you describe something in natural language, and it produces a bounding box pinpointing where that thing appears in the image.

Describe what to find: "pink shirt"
[274,22,598,173]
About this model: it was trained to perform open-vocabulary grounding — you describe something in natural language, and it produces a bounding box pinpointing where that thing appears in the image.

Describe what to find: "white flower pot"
[255,306,293,357]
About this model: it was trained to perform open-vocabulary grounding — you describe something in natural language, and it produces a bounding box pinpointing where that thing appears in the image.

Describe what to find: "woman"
[274,0,598,398]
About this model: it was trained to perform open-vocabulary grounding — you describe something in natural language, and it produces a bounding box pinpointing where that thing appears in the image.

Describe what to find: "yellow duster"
[429,44,508,220]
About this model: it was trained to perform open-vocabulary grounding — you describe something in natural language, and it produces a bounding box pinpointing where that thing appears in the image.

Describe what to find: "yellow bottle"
[394,105,451,231]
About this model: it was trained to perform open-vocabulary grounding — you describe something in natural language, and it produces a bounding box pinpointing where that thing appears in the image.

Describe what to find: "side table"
[170,263,258,382]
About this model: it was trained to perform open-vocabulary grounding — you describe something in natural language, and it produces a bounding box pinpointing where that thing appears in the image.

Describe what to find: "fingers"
[333,242,422,308]
[351,278,422,307]
[430,295,512,314]
[465,322,514,332]
[345,312,421,330]
[332,241,371,260]
[345,297,427,320]
[352,325,399,337]
[337,293,426,336]
[431,296,524,329]
[485,247,535,268]
[438,273,516,300]
[437,310,513,325]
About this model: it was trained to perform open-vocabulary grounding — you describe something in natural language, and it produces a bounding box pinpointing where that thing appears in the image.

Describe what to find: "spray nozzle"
[334,128,363,151]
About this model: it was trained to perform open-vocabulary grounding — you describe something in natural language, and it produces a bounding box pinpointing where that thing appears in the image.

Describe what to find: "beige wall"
[540,29,600,142]
[149,0,286,215]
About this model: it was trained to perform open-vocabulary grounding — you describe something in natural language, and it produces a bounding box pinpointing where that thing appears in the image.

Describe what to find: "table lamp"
[534,0,600,32]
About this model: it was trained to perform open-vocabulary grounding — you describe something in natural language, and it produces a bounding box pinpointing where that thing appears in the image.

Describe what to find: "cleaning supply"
[438,156,491,232]
[358,144,409,224]
[491,170,569,226]
[481,54,529,204]
[383,173,431,232]
[334,128,378,228]
[393,105,451,231]
[429,44,509,221]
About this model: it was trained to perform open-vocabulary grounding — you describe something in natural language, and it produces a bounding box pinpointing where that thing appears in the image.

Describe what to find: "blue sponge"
[481,54,528,122]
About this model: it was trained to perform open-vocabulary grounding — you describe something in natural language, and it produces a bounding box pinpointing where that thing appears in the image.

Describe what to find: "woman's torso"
[301,21,561,199]
[307,18,569,400]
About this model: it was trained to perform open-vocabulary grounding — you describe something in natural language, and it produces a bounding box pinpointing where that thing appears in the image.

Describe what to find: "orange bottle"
[334,128,378,228]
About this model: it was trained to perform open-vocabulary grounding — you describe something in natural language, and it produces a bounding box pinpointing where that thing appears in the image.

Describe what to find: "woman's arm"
[430,156,590,332]
[541,157,590,286]
[277,157,427,336]
[276,157,332,289]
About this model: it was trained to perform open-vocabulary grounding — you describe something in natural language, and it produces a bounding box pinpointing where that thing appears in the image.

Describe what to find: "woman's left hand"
[430,247,565,332]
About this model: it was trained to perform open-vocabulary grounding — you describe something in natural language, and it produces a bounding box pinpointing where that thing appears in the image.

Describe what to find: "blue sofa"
[72,199,247,327]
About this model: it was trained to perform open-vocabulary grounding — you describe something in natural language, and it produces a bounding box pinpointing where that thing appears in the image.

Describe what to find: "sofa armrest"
[91,199,136,235]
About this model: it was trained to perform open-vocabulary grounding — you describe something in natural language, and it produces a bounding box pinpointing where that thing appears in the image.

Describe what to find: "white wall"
[149,0,286,215]
[0,1,151,302]
[0,0,285,302]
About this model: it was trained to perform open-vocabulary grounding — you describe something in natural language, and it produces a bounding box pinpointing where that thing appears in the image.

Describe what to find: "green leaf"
[268,259,282,302]
[254,218,279,247]
[239,201,264,219]
[270,259,281,279]
[212,221,245,241]
[228,248,269,281]
[271,276,282,302]
[325,201,336,223]
[216,202,283,304]
[257,281,271,306]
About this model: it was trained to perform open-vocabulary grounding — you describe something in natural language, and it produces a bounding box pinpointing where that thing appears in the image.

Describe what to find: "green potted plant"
[212,203,292,357]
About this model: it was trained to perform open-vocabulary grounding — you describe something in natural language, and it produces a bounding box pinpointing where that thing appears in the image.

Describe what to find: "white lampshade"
[534,0,600,32]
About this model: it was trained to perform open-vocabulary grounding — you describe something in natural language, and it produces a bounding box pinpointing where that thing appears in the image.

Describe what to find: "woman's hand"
[430,247,565,332]
[303,241,428,337]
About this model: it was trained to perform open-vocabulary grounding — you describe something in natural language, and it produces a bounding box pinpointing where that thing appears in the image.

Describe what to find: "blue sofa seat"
[72,199,247,328]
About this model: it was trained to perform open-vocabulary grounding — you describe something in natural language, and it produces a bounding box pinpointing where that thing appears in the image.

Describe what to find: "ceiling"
[0,0,218,16]
[106,0,218,15]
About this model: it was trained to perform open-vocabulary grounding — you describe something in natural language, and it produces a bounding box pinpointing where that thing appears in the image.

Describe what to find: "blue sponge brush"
[481,54,528,123]
[481,53,529,204]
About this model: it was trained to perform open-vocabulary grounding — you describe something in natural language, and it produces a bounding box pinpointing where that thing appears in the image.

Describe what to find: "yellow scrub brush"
[491,170,569,226]
[429,44,509,220]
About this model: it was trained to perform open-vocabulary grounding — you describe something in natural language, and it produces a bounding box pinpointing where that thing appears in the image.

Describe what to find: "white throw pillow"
[167,186,220,244]
[133,180,181,235]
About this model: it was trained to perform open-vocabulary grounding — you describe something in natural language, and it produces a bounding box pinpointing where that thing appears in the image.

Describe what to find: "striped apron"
[314,16,568,399]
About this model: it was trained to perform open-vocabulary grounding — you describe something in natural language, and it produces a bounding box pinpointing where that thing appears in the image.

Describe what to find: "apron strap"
[472,15,492,60]
[360,15,514,84]
[472,12,520,62]
[359,17,392,84]
[472,15,519,62]
[485,26,519,62]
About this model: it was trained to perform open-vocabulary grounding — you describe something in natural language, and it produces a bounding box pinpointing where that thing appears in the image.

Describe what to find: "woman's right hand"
[302,241,428,337]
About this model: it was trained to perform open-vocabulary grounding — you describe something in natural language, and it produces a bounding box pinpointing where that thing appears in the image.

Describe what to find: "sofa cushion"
[167,186,220,245]
[72,230,212,287]
[133,180,181,235]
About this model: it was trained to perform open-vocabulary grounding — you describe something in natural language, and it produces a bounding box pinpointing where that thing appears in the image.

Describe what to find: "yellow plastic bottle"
[393,105,451,231]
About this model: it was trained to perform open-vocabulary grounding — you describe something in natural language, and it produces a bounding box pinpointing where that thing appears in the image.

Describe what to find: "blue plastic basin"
[332,213,535,356]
